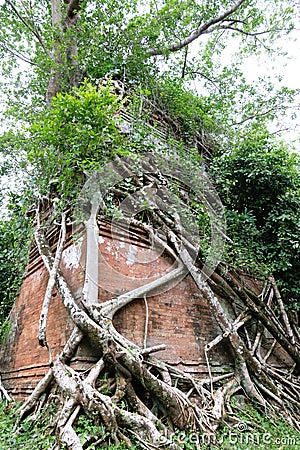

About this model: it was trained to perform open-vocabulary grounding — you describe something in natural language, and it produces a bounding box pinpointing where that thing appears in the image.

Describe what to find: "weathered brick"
[0,223,233,400]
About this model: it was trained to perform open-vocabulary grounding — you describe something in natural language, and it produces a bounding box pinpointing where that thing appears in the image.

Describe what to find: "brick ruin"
[0,104,238,400]
[0,218,239,400]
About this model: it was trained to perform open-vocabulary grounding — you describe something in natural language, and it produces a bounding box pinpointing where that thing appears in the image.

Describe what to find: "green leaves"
[26,81,126,204]
[143,77,214,141]
[211,136,300,306]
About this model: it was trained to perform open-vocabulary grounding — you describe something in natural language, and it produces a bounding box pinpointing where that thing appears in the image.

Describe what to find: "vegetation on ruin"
[0,207,31,325]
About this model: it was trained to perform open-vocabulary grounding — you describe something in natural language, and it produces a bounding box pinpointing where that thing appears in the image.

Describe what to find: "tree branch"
[230,107,279,126]
[219,25,275,37]
[148,0,247,55]
[5,0,49,56]
[183,70,222,93]
[0,42,36,66]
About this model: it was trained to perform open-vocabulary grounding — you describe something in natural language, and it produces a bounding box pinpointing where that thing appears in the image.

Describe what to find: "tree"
[211,128,300,305]
[1,1,300,449]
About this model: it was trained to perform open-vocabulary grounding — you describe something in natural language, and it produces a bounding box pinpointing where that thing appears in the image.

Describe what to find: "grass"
[0,400,299,449]
[216,404,300,450]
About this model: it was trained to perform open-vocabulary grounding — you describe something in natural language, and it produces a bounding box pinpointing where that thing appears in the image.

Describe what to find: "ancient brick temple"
[0,218,239,400]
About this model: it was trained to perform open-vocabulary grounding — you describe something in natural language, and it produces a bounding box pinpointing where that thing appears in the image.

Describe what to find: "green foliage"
[142,77,215,141]
[25,81,128,207]
[74,413,139,449]
[216,404,300,450]
[75,414,107,448]
[0,318,11,347]
[155,404,300,449]
[0,401,139,449]
[0,0,298,332]
[0,401,56,449]
[218,209,261,275]
[0,0,298,124]
[0,211,31,326]
[211,131,300,306]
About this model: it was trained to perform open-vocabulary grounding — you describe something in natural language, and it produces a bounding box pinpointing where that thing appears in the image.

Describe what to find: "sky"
[203,21,300,152]
[242,28,300,149]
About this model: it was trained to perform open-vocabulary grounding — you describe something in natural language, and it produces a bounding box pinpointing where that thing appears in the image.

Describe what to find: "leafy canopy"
[26,81,127,201]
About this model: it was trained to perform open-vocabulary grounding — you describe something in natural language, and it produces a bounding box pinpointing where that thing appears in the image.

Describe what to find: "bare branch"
[0,42,37,66]
[183,70,222,93]
[230,107,279,126]
[181,46,188,78]
[222,25,273,36]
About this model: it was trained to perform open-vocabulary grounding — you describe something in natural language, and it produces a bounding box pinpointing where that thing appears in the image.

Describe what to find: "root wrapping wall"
[0,223,233,399]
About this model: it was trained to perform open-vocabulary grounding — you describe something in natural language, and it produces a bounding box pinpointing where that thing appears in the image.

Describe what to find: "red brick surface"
[0,224,234,400]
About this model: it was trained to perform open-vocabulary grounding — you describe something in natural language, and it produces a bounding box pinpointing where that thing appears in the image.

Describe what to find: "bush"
[211,135,300,306]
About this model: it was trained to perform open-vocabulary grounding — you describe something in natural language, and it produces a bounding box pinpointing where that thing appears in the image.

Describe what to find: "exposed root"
[10,161,300,447]
[37,213,67,349]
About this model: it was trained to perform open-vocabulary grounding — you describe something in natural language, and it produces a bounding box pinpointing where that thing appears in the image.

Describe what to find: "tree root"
[11,166,300,448]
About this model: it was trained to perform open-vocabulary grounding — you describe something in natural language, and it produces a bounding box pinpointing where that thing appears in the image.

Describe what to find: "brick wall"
[0,222,234,400]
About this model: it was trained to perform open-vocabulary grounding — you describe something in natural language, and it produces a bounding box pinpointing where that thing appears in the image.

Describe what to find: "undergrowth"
[215,404,300,450]
[0,400,137,450]
[0,400,299,449]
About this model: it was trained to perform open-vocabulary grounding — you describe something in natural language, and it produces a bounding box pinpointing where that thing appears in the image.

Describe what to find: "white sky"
[242,28,300,148]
